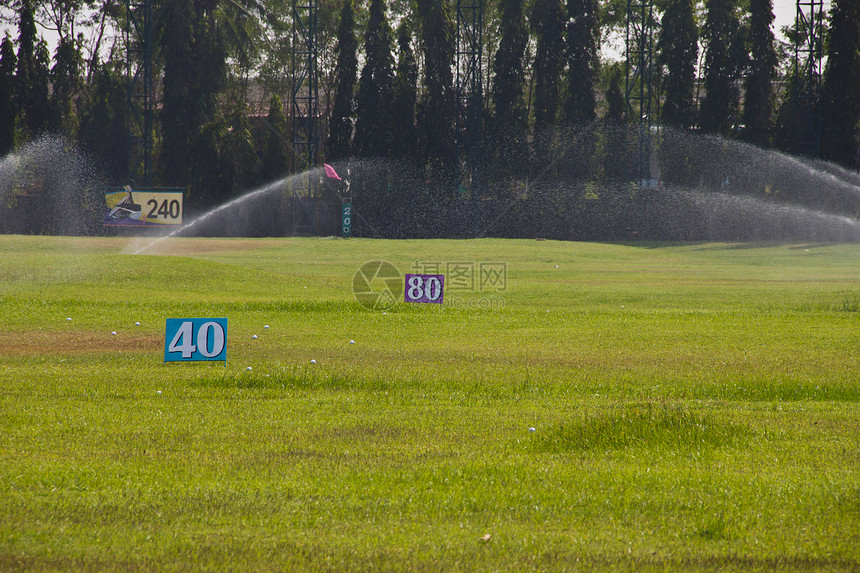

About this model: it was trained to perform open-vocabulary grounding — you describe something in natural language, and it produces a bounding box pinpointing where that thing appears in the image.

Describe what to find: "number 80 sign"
[165,318,227,362]
[405,274,444,304]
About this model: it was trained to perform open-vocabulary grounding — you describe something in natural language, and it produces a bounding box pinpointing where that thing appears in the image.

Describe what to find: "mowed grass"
[1,235,859,571]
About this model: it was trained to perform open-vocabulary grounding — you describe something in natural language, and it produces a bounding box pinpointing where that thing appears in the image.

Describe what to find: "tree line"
[1,0,859,238]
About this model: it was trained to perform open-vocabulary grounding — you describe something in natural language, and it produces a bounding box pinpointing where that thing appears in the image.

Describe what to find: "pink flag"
[323,163,341,180]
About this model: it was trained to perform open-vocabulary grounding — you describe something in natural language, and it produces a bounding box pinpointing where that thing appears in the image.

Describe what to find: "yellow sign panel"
[105,187,184,226]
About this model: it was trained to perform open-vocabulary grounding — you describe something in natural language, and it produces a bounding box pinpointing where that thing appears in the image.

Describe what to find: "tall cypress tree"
[14,0,36,136]
[260,94,290,182]
[353,0,395,158]
[487,0,528,195]
[31,39,53,136]
[741,0,777,146]
[78,63,127,180]
[602,65,627,182]
[16,0,51,140]
[161,0,226,191]
[700,0,745,135]
[563,0,598,124]
[0,35,17,155]
[50,36,83,137]
[161,0,196,186]
[417,0,455,164]
[605,66,625,123]
[326,0,358,161]
[391,21,418,159]
[490,0,528,137]
[820,0,860,167]
[657,0,698,128]
[531,0,566,133]
[769,21,810,153]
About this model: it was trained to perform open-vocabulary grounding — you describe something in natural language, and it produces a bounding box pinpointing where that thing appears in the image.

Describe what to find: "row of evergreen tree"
[1,0,859,213]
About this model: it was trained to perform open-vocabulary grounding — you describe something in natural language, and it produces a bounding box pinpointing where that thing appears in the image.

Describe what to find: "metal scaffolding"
[625,0,656,237]
[455,0,483,198]
[125,0,153,185]
[291,0,319,233]
[792,0,824,158]
[291,0,319,173]
[625,0,654,186]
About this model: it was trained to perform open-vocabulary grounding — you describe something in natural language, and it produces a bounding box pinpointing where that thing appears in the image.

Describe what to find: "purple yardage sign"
[405,274,444,304]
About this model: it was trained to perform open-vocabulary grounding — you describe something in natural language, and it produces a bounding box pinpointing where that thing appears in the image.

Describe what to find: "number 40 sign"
[165,318,227,362]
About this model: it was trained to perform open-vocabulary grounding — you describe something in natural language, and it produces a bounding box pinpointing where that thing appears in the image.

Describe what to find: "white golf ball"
[264,325,269,329]
[349,340,355,344]
[310,359,316,364]
[157,390,162,394]
[111,331,117,336]
[66,317,72,321]
[135,321,141,326]
[252,335,258,339]
[529,427,536,432]
[246,366,252,371]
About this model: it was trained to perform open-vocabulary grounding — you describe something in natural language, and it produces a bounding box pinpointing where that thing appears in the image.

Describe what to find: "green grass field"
[1,235,859,571]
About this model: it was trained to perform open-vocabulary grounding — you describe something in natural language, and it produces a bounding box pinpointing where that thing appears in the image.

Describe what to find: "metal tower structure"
[125,0,154,185]
[291,0,319,233]
[625,0,654,187]
[792,0,824,157]
[455,0,483,198]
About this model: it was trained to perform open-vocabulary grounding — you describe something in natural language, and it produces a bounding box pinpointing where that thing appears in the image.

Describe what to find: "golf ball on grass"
[252,335,258,340]
[310,359,316,364]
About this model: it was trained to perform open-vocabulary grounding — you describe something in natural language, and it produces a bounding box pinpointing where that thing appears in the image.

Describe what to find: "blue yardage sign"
[164,318,228,362]
[342,200,352,238]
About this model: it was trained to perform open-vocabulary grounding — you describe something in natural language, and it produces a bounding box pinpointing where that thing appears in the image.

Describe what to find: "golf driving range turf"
[1,235,858,571]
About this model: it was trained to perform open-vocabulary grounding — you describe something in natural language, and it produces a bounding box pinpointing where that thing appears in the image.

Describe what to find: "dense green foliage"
[0,35,16,154]
[656,0,697,128]
[417,0,456,165]
[1,0,859,236]
[326,0,358,162]
[391,21,419,159]
[487,0,529,192]
[563,0,598,125]
[741,0,776,146]
[354,0,395,158]
[530,0,566,133]
[699,0,745,135]
[489,0,528,137]
[820,0,860,167]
